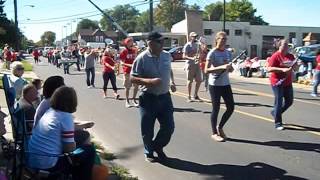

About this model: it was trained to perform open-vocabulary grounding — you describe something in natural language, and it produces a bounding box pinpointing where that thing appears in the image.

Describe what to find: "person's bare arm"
[131,76,161,87]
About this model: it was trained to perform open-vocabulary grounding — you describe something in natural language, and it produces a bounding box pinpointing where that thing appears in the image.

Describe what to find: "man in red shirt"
[120,37,139,108]
[32,49,40,64]
[3,45,12,70]
[311,50,320,97]
[267,39,297,130]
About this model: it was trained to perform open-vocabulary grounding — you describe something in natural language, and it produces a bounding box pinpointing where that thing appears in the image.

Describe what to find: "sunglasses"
[16,67,24,70]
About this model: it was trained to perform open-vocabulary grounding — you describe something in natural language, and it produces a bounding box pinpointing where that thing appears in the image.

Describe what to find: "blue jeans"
[85,67,95,86]
[312,70,320,95]
[271,85,293,126]
[139,92,175,155]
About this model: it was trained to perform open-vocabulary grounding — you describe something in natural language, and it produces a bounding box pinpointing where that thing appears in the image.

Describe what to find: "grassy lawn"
[1,60,33,71]
[21,60,33,71]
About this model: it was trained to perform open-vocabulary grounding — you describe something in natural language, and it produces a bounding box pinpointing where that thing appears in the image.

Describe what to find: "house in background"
[171,10,320,59]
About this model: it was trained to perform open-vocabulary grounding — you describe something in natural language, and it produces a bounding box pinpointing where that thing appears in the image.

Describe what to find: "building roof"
[79,29,94,36]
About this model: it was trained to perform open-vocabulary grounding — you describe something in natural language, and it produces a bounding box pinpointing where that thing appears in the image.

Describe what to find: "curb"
[229,72,313,91]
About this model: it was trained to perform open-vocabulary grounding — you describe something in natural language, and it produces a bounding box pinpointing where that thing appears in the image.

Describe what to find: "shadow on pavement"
[67,72,86,75]
[227,138,320,153]
[233,92,258,96]
[174,107,202,113]
[159,160,307,180]
[284,123,320,133]
[234,102,273,108]
[116,144,144,160]
[294,97,320,101]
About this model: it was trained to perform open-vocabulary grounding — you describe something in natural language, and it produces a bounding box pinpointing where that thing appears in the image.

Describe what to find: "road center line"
[172,91,320,137]
[173,76,320,106]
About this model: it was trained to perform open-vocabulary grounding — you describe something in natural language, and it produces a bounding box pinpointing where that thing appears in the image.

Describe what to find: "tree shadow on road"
[227,138,320,153]
[159,160,306,180]
[234,102,273,108]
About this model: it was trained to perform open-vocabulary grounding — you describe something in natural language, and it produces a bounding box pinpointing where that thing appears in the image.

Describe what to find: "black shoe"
[155,149,168,161]
[144,153,156,163]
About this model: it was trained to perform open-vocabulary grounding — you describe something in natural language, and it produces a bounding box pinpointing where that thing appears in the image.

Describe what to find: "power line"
[20,10,99,22]
[20,13,102,24]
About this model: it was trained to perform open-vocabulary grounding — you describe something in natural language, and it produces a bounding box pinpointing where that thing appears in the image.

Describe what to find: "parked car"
[297,44,320,67]
[168,46,183,61]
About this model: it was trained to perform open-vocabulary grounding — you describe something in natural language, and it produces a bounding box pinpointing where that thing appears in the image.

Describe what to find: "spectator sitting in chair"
[248,57,260,77]
[33,76,94,129]
[294,60,307,82]
[28,86,96,180]
[239,57,252,77]
[17,84,39,134]
[8,61,28,100]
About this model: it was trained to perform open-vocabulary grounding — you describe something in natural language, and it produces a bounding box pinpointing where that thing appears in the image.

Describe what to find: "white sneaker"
[276,126,284,130]
[310,93,318,97]
[133,101,139,107]
[87,85,92,89]
[211,134,225,142]
[125,102,132,108]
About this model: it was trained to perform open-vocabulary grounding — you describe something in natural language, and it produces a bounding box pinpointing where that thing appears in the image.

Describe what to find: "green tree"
[20,35,32,50]
[40,31,56,46]
[0,17,16,47]
[203,2,223,21]
[100,4,139,34]
[188,3,201,11]
[203,0,268,25]
[155,0,187,30]
[0,0,6,18]
[76,18,99,33]
[136,10,150,32]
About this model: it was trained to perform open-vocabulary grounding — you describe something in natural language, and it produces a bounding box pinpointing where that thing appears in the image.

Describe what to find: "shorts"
[186,64,202,82]
[123,73,138,89]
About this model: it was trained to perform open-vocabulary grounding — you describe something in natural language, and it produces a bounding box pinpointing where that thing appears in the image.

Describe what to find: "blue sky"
[3,0,320,42]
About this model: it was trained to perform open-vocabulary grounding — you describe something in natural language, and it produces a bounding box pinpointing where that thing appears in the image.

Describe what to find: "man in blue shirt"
[131,31,176,162]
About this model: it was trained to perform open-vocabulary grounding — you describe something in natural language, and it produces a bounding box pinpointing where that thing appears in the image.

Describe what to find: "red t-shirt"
[4,50,12,61]
[102,55,115,73]
[119,47,137,74]
[316,55,320,70]
[268,51,295,86]
[33,50,40,58]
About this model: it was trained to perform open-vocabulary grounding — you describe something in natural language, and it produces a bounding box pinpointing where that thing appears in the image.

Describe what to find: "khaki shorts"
[186,64,202,82]
[123,73,138,89]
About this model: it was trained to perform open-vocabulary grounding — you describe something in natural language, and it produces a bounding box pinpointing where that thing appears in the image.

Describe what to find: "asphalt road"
[32,57,319,180]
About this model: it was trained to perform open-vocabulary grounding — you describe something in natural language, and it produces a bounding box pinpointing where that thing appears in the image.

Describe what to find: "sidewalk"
[229,72,313,91]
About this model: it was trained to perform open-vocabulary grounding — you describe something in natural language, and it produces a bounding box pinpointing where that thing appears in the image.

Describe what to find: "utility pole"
[149,0,153,32]
[14,0,19,50]
[223,0,226,32]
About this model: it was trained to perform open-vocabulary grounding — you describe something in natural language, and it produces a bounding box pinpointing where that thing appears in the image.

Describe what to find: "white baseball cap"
[189,32,198,37]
